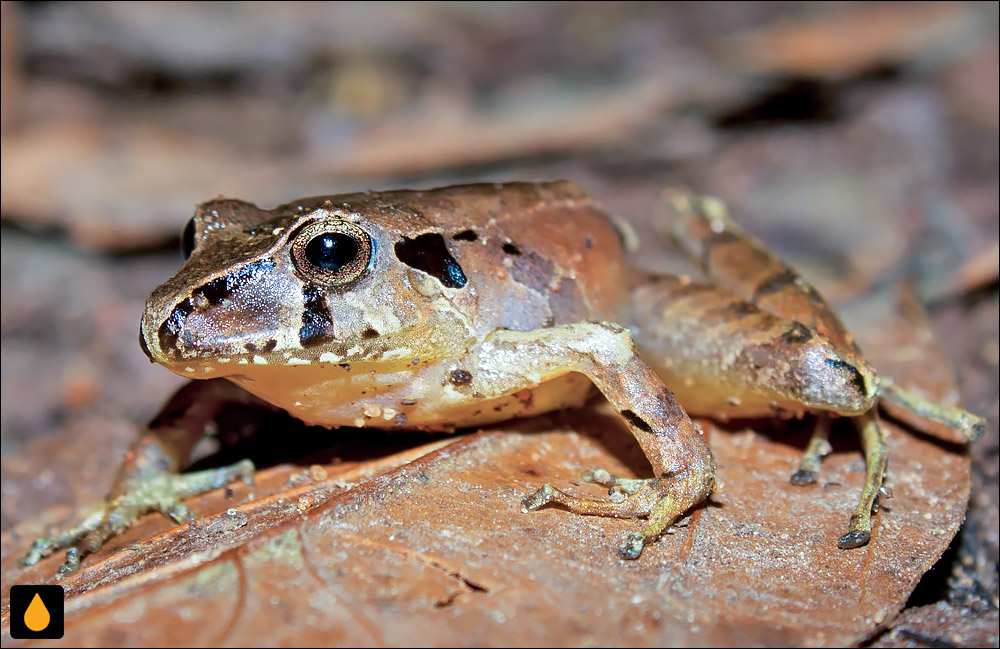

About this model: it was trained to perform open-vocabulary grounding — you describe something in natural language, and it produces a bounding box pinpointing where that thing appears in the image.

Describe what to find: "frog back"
[323,181,635,335]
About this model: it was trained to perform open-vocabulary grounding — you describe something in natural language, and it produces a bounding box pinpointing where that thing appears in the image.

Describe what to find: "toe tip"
[838,530,871,549]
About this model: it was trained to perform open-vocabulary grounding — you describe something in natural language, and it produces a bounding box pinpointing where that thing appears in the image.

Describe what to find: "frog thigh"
[656,189,982,438]
[654,190,894,549]
[631,277,878,420]
[475,322,715,559]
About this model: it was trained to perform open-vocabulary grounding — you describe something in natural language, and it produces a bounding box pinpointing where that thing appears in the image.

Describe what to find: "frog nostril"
[158,299,193,358]
[191,292,210,311]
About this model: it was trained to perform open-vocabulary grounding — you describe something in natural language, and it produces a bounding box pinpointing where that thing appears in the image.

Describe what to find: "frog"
[21,181,984,577]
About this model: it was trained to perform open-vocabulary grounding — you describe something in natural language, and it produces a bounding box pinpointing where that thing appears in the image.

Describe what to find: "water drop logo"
[24,593,50,631]
[9,584,64,639]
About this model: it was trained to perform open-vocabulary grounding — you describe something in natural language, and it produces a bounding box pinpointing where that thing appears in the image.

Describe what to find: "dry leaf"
[1,287,971,647]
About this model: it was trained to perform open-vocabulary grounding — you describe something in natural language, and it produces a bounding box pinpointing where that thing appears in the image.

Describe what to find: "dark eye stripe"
[158,299,193,357]
[192,260,275,309]
[299,284,336,348]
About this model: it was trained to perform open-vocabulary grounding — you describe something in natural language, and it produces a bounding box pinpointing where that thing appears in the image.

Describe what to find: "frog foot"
[20,459,254,578]
[581,467,651,495]
[521,471,681,560]
[837,515,872,549]
[789,469,819,486]
[836,491,884,549]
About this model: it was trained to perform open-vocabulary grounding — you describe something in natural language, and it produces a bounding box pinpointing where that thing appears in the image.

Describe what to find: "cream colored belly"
[221,363,596,430]
[652,367,809,421]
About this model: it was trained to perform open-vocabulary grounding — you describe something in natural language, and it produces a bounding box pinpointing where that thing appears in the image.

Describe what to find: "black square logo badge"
[9,584,65,639]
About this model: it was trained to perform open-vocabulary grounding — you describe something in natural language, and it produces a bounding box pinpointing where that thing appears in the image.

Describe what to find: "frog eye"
[291,220,373,286]
[181,217,197,260]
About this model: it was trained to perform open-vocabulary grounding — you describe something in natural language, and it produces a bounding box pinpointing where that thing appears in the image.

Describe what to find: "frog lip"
[139,321,155,363]
[141,285,316,366]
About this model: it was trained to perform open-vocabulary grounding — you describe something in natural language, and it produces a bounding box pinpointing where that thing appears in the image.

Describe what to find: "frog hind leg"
[20,379,263,577]
[657,189,989,395]
[478,322,715,559]
[839,411,888,548]
[631,274,889,546]
[582,467,651,495]
[654,189,899,548]
[658,190,985,428]
[879,378,986,441]
[790,415,831,486]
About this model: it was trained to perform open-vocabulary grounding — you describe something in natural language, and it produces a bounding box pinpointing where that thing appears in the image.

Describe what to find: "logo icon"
[9,584,65,639]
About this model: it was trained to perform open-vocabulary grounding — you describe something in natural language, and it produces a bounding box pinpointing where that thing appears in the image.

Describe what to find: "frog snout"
[139,320,155,362]
[139,302,174,364]
[139,285,191,365]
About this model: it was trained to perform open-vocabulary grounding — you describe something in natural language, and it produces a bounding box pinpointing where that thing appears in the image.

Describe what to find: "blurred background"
[1,2,997,645]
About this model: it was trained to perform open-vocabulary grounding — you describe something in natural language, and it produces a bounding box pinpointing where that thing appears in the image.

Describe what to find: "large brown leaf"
[1,287,970,647]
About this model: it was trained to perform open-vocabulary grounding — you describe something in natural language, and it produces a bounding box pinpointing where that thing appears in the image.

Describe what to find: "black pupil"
[306,232,359,272]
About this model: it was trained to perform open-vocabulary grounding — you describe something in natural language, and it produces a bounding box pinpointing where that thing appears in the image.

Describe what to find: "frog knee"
[575,321,639,359]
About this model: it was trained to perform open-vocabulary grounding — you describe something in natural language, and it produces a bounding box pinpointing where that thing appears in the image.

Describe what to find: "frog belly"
[222,364,596,430]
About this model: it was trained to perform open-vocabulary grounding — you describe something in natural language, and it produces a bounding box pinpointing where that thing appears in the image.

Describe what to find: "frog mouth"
[144,297,290,364]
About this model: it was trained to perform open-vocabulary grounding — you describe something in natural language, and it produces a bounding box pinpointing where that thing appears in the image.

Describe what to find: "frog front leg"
[474,322,716,560]
[21,378,265,577]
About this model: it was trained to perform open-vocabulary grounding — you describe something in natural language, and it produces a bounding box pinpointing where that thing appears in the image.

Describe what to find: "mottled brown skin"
[21,182,983,576]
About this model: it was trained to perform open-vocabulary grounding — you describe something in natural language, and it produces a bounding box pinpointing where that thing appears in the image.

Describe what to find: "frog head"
[140,193,477,380]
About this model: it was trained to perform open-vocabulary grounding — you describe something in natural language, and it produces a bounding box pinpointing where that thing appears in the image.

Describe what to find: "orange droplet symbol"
[24,592,51,632]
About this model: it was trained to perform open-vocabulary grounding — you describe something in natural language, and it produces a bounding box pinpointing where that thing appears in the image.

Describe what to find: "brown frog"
[22,181,983,577]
